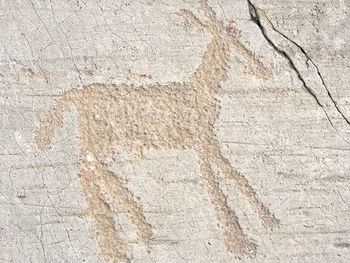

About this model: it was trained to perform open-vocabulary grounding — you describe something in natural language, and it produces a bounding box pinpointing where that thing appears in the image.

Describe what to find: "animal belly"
[116,116,207,149]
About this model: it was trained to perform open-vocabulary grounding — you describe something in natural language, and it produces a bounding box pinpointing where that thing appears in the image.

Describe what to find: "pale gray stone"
[0,0,349,262]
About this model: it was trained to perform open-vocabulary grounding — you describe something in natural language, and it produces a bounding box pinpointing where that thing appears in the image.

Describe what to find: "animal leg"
[78,166,130,263]
[199,153,257,257]
[215,153,279,228]
[90,160,153,249]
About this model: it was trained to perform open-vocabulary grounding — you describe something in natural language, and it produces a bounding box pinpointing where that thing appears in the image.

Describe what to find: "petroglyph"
[35,0,278,261]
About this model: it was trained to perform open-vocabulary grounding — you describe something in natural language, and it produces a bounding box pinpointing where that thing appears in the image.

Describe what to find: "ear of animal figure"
[78,167,130,263]
[231,40,273,79]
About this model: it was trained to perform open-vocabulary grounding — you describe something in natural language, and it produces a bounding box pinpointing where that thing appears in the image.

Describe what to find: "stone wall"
[1,0,349,262]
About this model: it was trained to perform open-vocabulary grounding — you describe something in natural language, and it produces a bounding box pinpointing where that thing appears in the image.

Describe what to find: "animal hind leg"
[91,160,153,249]
[199,153,257,258]
[78,165,130,263]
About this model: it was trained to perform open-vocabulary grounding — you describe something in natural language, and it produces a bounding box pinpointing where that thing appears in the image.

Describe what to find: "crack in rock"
[262,14,350,126]
[247,0,350,129]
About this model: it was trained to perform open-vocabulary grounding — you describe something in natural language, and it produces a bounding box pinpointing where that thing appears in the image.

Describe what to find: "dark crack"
[247,0,336,128]
[262,14,350,126]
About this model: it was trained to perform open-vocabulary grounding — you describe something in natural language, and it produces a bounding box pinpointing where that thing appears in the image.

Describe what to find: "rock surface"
[0,0,349,262]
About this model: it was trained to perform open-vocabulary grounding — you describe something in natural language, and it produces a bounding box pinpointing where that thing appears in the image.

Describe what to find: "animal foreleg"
[199,154,257,257]
[216,154,279,228]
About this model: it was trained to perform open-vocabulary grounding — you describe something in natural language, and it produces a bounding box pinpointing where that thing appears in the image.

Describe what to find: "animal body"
[35,1,278,261]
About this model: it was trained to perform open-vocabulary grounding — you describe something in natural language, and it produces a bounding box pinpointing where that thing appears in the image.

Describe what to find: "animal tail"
[35,90,76,150]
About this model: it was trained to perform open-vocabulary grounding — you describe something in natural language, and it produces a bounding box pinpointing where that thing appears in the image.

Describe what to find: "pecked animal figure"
[35,0,278,262]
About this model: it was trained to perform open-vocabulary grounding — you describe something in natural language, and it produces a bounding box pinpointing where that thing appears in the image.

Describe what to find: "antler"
[177,9,207,33]
[177,0,225,36]
[197,0,221,27]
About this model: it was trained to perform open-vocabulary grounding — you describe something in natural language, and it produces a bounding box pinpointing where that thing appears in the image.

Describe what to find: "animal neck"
[189,36,231,92]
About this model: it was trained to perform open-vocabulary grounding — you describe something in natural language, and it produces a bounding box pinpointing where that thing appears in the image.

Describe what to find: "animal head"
[178,0,241,44]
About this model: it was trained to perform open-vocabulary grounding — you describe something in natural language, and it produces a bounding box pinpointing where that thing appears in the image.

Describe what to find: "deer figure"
[35,0,278,261]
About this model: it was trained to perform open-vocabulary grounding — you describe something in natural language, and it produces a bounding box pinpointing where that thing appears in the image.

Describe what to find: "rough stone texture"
[0,0,349,262]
